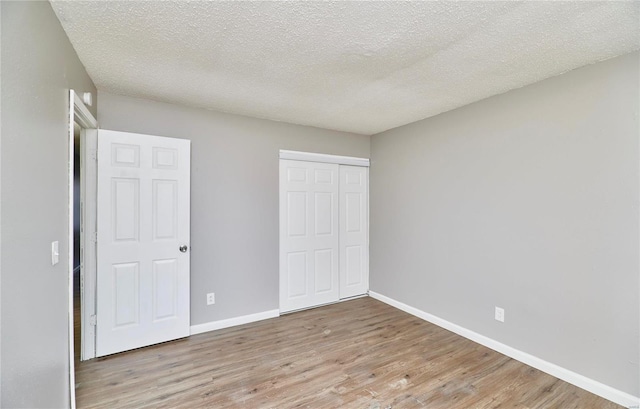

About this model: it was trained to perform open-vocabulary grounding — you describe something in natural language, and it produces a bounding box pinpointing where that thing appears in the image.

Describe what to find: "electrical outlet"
[495,306,505,322]
[207,293,215,305]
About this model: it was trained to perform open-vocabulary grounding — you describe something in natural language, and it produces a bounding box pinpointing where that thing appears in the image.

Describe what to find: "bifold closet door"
[279,160,340,313]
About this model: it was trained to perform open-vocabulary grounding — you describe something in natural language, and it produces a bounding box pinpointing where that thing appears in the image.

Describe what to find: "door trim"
[279,150,370,167]
[80,128,98,361]
[68,90,98,409]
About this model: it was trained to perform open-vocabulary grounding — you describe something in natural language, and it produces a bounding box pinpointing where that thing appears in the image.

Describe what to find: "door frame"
[68,90,98,407]
[278,150,370,313]
[80,126,98,361]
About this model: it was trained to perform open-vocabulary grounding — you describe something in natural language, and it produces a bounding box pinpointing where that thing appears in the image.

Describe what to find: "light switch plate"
[51,241,59,265]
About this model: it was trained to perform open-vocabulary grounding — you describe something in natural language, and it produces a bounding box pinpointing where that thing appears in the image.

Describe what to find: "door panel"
[315,192,333,235]
[280,160,339,313]
[314,249,334,292]
[345,245,362,285]
[96,129,190,357]
[287,192,307,236]
[339,165,369,299]
[113,262,139,327]
[346,193,362,232]
[153,259,178,321]
[287,252,307,298]
[112,178,139,241]
[153,180,178,239]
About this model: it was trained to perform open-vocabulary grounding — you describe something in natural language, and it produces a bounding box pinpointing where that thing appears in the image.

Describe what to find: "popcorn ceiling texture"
[51,1,639,135]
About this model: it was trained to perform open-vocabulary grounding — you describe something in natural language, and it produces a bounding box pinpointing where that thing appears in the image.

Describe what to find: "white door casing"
[339,165,369,299]
[279,160,340,313]
[81,127,98,360]
[69,90,98,407]
[96,129,190,357]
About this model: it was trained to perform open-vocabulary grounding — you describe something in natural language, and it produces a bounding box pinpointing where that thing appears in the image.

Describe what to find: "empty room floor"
[75,297,620,408]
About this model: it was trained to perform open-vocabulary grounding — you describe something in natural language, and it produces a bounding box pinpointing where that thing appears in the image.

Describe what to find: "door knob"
[179,245,188,253]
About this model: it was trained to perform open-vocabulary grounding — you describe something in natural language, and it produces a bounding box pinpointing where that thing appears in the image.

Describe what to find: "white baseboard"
[368,291,639,408]
[190,309,280,336]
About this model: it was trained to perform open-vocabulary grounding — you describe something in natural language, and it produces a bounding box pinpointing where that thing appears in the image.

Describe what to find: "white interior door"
[279,160,339,313]
[96,129,190,357]
[339,166,369,299]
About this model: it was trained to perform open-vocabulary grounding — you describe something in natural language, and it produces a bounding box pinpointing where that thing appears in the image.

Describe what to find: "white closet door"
[96,129,190,357]
[279,160,339,313]
[339,165,369,298]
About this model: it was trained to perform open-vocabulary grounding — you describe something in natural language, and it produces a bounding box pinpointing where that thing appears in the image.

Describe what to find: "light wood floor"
[75,297,621,408]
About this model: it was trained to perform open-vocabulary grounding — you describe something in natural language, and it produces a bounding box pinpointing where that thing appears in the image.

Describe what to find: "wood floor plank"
[75,297,622,409]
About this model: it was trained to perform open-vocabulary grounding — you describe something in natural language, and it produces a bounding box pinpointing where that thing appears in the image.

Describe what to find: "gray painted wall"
[97,92,370,326]
[1,2,97,407]
[370,52,639,396]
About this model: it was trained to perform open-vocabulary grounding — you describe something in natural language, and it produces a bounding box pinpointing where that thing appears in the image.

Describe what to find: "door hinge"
[89,315,97,326]
[89,149,98,162]
[92,232,98,243]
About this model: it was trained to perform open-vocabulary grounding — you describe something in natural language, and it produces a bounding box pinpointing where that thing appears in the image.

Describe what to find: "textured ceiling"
[51,1,639,135]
